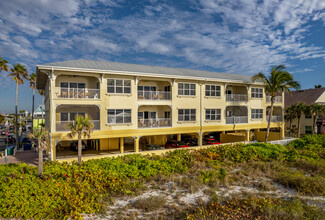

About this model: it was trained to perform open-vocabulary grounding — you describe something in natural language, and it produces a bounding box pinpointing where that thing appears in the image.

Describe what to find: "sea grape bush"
[0,136,324,218]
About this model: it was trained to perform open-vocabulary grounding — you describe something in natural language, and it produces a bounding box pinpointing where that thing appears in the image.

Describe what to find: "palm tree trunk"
[265,98,274,143]
[32,88,35,133]
[38,148,43,176]
[313,114,317,135]
[78,133,82,165]
[41,95,44,132]
[297,116,301,138]
[15,81,19,149]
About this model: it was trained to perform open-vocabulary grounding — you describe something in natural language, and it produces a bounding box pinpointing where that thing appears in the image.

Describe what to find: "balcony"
[138,91,171,100]
[58,88,100,99]
[226,94,248,102]
[266,96,282,103]
[138,118,171,128]
[267,115,282,122]
[226,116,248,124]
[56,120,100,132]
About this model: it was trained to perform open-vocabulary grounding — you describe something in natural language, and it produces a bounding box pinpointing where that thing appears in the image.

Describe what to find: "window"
[107,79,131,94]
[107,109,131,124]
[251,88,263,98]
[251,109,263,119]
[305,126,312,134]
[178,109,196,121]
[60,112,85,121]
[178,83,196,96]
[205,109,221,121]
[205,85,221,97]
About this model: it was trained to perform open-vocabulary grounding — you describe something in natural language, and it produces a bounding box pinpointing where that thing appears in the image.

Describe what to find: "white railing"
[138,91,171,100]
[226,116,248,124]
[138,118,171,128]
[58,88,100,99]
[266,96,282,103]
[56,120,100,131]
[269,138,296,146]
[226,94,248,102]
[267,115,283,122]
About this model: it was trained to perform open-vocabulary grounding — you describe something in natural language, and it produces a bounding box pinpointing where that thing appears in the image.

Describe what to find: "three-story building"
[36,59,285,161]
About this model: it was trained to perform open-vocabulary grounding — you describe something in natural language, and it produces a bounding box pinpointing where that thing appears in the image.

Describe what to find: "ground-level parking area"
[53,127,284,161]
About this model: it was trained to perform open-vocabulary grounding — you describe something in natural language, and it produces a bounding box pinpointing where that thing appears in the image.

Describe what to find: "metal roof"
[38,59,253,83]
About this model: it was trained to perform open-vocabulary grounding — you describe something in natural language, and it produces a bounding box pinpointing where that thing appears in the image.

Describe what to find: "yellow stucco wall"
[255,131,282,142]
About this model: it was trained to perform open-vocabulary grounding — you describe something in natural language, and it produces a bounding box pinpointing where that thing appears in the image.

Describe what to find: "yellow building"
[36,59,285,161]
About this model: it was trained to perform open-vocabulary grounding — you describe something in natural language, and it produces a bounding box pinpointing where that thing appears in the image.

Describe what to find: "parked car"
[145,144,163,151]
[165,140,190,149]
[70,141,87,151]
[182,136,198,146]
[203,136,222,145]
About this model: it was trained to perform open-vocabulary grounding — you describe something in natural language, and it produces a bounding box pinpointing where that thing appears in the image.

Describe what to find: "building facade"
[285,88,325,136]
[36,60,285,161]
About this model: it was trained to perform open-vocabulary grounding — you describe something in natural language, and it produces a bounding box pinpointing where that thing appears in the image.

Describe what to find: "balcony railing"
[267,115,283,122]
[226,116,248,124]
[226,94,248,102]
[56,120,100,131]
[58,88,100,99]
[138,91,171,100]
[138,118,171,128]
[266,96,282,103]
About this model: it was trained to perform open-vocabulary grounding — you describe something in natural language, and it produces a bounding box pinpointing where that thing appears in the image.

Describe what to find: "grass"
[1,135,325,218]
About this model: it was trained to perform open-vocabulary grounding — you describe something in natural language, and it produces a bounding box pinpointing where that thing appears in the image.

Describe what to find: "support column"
[245,130,250,142]
[134,136,140,153]
[280,127,285,140]
[51,139,56,162]
[177,134,181,141]
[198,133,203,147]
[120,137,124,154]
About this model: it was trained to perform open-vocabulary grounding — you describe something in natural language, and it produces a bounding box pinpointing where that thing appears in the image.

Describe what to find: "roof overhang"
[36,65,263,86]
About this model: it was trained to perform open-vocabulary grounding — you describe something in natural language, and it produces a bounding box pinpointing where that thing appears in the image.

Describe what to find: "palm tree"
[0,56,9,72]
[67,115,93,165]
[37,90,45,130]
[29,73,36,133]
[252,65,300,142]
[308,103,324,135]
[8,64,28,148]
[29,129,48,176]
[292,102,306,138]
[285,105,296,137]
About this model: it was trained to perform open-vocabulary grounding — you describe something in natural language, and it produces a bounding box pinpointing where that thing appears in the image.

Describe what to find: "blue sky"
[0,0,325,113]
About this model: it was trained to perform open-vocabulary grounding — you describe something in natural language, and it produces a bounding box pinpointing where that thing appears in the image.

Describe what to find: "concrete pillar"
[198,133,203,147]
[134,137,140,153]
[177,134,181,141]
[245,130,250,142]
[52,140,56,161]
[120,137,124,154]
[280,127,285,140]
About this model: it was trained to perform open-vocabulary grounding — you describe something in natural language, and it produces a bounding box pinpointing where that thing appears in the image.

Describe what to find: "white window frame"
[251,88,263,98]
[251,109,263,119]
[107,109,131,124]
[178,83,196,96]
[107,79,131,94]
[205,109,221,121]
[205,85,221,97]
[178,109,196,121]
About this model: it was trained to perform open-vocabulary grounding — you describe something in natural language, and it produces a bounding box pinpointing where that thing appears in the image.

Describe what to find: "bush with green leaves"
[0,137,324,218]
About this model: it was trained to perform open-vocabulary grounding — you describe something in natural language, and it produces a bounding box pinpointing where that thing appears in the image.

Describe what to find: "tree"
[285,106,296,137]
[314,85,322,88]
[38,90,45,130]
[67,115,93,165]
[0,115,5,124]
[29,73,37,133]
[29,129,48,176]
[0,56,9,72]
[8,64,28,148]
[252,65,300,142]
[306,103,324,135]
[292,102,306,138]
